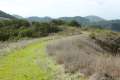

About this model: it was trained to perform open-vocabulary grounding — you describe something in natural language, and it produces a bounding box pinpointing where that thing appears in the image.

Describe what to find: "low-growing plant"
[89,32,96,39]
[46,34,120,79]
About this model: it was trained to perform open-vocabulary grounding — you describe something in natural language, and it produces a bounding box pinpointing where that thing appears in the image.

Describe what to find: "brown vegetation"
[89,30,120,55]
[46,32,120,80]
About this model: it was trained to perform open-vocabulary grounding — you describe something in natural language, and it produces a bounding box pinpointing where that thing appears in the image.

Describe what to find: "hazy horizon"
[0,0,120,20]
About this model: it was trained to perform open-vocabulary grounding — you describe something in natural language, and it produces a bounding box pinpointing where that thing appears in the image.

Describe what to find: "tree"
[50,19,65,25]
[68,20,81,27]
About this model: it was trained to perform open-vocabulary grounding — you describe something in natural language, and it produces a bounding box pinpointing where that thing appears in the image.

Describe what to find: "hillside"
[0,12,119,79]
[27,16,52,22]
[26,15,120,32]
[88,20,120,31]
[0,10,16,19]
[59,16,89,25]
[13,14,24,19]
[85,15,105,22]
[26,16,105,24]
[0,0,120,80]
[0,10,118,32]
[26,16,89,25]
[47,30,120,80]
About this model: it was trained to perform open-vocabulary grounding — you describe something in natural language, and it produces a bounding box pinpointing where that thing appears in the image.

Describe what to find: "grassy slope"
[0,37,61,80]
[0,36,88,80]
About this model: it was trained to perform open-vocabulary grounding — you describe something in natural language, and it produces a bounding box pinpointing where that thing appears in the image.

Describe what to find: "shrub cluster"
[89,29,120,55]
[50,19,81,27]
[0,19,61,41]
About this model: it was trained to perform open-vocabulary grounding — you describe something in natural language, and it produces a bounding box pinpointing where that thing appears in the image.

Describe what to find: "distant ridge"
[13,14,24,19]
[59,16,89,25]
[90,20,120,32]
[85,15,105,22]
[26,16,104,24]
[27,16,52,22]
[0,10,119,31]
[0,10,16,19]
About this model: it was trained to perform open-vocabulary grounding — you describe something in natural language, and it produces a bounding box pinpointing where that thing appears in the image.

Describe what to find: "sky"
[0,0,120,19]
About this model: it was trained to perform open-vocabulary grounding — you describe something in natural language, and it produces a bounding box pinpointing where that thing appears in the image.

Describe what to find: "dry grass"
[56,26,82,36]
[46,34,120,79]
[0,38,39,57]
[89,29,120,55]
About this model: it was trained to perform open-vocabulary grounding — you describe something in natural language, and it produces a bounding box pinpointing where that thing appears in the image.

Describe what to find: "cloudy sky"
[0,0,120,19]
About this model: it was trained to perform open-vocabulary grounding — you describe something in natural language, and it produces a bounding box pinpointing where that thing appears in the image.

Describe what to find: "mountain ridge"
[27,16,52,22]
[0,10,16,19]
[85,15,105,22]
[0,10,120,31]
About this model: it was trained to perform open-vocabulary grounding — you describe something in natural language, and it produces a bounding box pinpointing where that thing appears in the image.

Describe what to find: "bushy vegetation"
[47,34,120,80]
[67,20,81,27]
[50,19,81,27]
[89,29,120,55]
[0,19,82,41]
[0,19,62,41]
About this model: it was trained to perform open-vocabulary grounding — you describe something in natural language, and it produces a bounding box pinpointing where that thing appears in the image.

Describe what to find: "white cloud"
[0,0,120,19]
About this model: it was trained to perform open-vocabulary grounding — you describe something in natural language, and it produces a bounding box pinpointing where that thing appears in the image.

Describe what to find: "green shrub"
[0,31,10,41]
[18,28,33,38]
[89,32,96,39]
[0,20,62,41]
[68,20,81,27]
[50,19,65,25]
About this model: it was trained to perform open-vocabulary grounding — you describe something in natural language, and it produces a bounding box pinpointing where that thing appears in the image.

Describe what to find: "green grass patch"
[0,37,60,80]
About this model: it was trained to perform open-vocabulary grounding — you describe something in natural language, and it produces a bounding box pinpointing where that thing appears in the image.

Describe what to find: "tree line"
[0,19,81,41]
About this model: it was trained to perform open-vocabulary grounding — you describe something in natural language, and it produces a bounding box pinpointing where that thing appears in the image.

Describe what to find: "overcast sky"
[0,0,120,19]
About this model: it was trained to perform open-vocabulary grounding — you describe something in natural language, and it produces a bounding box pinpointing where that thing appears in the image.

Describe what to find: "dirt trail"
[47,32,106,77]
[59,32,106,55]
[78,32,106,54]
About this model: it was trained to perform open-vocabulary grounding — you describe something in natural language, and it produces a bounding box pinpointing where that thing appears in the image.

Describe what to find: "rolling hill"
[26,16,104,24]
[88,20,120,31]
[85,15,105,22]
[0,10,16,19]
[59,16,89,25]
[0,10,120,31]
[27,16,52,22]
[13,14,24,19]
